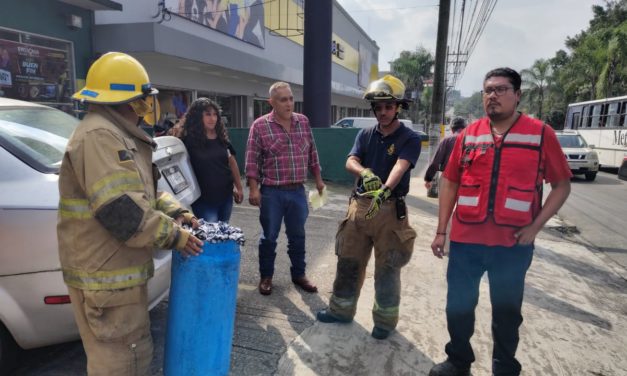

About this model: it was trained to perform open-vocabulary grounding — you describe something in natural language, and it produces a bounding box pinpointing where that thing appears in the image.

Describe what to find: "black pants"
[445,241,533,376]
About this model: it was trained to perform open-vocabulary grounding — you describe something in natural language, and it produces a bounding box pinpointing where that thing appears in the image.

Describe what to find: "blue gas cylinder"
[164,240,240,376]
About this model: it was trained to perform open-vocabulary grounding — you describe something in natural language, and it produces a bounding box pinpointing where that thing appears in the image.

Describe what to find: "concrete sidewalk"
[228,172,627,376]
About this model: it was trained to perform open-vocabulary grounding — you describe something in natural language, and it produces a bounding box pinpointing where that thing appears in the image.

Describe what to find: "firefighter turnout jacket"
[58,105,189,290]
[455,115,545,227]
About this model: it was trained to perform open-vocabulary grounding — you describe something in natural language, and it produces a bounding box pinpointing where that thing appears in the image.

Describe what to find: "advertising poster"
[166,0,266,48]
[0,36,72,104]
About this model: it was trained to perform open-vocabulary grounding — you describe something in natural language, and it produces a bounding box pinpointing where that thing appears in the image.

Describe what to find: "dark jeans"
[191,197,234,223]
[445,241,533,376]
[258,186,309,279]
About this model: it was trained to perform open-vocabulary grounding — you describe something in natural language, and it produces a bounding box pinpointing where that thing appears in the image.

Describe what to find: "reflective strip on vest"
[373,300,399,317]
[59,198,92,219]
[62,260,154,290]
[505,133,542,145]
[464,134,493,144]
[458,195,479,207]
[89,171,145,209]
[504,198,531,212]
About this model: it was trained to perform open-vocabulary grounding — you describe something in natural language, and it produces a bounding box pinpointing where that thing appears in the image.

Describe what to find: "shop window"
[254,98,272,119]
[0,27,75,115]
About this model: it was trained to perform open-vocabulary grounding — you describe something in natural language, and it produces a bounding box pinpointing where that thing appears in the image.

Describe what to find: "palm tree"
[521,59,554,119]
[390,47,434,123]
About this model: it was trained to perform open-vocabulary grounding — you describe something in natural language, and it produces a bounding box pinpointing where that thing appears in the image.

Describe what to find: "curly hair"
[181,97,230,148]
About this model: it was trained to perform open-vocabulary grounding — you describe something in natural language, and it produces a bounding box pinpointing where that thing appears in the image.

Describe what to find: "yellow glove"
[361,186,391,220]
[360,168,382,192]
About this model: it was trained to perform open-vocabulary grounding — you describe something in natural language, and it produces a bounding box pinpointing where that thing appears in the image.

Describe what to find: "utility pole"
[430,0,451,153]
[303,0,332,128]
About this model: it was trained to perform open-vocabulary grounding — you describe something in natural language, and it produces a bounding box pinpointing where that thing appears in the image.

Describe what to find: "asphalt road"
[557,170,627,275]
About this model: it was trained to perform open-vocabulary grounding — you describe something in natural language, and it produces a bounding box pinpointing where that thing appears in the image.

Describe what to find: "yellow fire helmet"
[363,74,410,110]
[73,52,161,125]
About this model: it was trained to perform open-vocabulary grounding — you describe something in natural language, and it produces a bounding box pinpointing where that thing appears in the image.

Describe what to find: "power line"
[446,0,497,89]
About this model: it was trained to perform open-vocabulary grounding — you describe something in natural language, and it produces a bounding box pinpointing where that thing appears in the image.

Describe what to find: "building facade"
[92,0,379,127]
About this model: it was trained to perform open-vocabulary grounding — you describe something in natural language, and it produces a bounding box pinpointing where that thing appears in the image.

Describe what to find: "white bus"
[564,95,627,169]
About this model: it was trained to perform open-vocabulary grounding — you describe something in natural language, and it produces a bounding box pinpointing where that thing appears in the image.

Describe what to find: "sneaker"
[371,326,391,340]
[316,309,352,323]
[429,359,470,376]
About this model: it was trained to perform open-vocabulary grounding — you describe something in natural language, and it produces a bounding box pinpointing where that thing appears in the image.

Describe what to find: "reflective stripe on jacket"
[455,114,545,227]
[57,105,186,290]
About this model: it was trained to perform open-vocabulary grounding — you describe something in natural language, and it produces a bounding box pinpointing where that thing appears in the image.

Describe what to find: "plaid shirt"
[245,111,321,186]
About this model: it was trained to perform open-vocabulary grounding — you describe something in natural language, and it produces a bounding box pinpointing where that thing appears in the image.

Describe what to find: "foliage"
[521,59,553,119]
[390,47,434,124]
[453,0,627,123]
[453,92,484,120]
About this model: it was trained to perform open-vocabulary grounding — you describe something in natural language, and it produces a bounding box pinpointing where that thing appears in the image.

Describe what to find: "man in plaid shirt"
[245,81,325,296]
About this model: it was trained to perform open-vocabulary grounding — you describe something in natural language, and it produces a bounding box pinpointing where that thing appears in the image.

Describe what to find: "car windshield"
[557,134,586,148]
[0,107,78,172]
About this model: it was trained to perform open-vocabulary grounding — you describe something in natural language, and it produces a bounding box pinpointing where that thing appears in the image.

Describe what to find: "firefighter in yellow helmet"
[57,52,204,375]
[317,75,420,340]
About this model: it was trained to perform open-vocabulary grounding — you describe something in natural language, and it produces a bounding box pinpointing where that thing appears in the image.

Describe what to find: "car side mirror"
[589,144,595,149]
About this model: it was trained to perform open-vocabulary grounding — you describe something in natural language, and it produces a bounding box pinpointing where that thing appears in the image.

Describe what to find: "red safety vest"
[455,115,545,227]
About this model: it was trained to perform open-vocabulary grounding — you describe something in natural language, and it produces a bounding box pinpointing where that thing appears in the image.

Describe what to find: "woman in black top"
[182,98,243,222]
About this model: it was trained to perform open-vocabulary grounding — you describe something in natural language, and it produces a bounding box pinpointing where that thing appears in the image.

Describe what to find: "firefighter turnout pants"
[329,196,416,331]
[67,285,153,376]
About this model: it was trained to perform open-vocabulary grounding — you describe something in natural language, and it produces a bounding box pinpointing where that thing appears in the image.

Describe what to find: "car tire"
[0,323,19,374]
[585,171,597,181]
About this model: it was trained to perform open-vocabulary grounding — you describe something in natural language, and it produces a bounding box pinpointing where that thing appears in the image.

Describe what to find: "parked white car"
[332,116,416,130]
[556,130,599,181]
[0,98,198,372]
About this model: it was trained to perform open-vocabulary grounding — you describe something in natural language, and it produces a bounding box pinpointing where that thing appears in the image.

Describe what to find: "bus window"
[582,106,591,127]
[608,102,620,127]
[620,101,627,127]
[571,112,581,129]
[590,104,601,128]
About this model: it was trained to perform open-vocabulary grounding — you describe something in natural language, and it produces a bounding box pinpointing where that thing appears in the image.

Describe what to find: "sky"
[336,0,606,97]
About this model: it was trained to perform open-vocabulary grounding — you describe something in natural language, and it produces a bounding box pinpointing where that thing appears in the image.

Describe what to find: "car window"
[336,119,353,128]
[0,107,79,173]
[557,134,586,148]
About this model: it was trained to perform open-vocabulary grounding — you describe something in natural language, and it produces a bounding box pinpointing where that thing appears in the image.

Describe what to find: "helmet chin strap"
[370,102,400,127]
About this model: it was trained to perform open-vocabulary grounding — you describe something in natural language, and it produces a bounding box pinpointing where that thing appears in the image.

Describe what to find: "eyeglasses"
[481,86,514,96]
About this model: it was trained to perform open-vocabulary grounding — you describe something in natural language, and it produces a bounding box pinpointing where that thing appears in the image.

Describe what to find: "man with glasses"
[245,81,325,296]
[428,67,572,376]
[316,75,421,340]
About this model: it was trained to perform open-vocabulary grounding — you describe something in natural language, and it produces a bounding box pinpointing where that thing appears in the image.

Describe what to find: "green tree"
[521,59,553,119]
[558,0,627,101]
[454,92,483,120]
[390,47,434,124]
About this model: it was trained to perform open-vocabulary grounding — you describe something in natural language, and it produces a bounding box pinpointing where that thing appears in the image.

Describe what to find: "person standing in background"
[182,97,243,223]
[245,81,325,296]
[424,117,466,196]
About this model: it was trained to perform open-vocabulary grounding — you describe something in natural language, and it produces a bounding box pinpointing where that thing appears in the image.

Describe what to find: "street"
[558,170,627,277]
[9,153,627,376]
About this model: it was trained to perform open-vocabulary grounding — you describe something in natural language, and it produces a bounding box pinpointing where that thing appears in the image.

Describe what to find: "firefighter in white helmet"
[317,75,421,340]
[57,52,203,375]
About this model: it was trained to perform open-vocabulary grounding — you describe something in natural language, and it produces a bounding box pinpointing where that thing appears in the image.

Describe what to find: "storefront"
[0,27,75,113]
[0,0,122,115]
[93,0,378,128]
